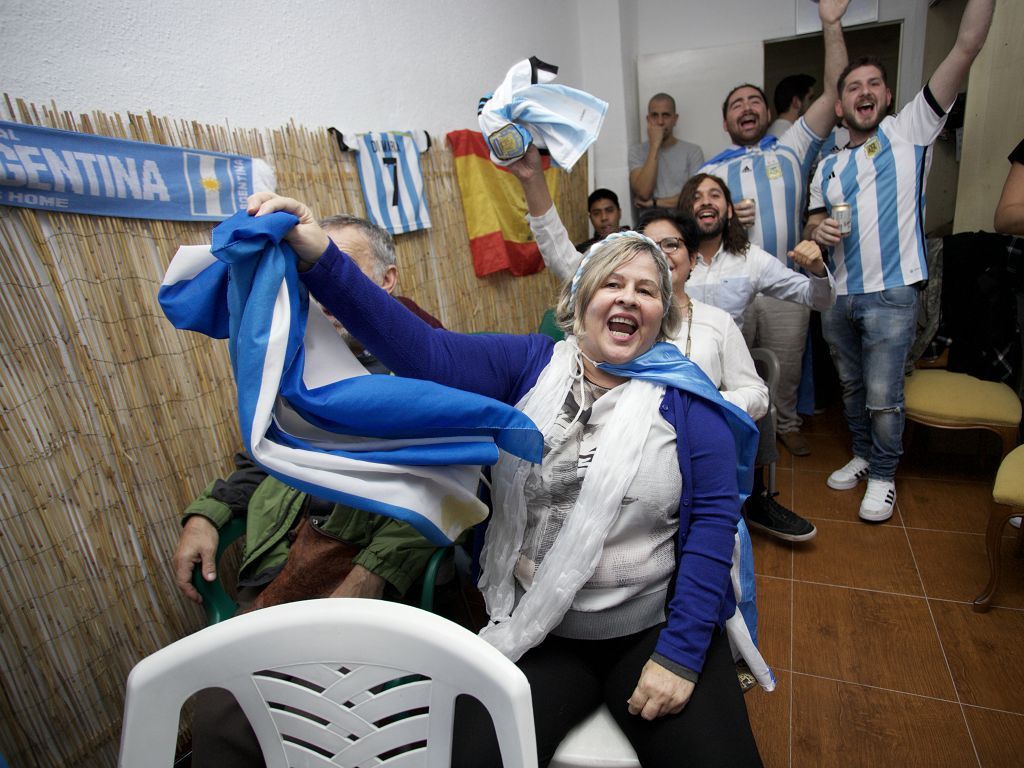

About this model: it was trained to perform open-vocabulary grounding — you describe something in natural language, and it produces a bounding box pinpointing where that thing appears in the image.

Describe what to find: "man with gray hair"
[316,214,442,359]
[173,213,444,767]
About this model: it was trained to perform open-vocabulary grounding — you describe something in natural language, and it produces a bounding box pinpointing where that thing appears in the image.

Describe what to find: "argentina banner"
[0,120,275,221]
[159,211,543,545]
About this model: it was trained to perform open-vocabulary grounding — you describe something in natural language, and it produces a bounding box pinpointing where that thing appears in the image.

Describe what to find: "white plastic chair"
[549,704,639,767]
[118,598,537,767]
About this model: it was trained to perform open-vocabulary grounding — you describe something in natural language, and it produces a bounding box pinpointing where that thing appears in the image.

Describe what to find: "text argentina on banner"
[0,120,271,221]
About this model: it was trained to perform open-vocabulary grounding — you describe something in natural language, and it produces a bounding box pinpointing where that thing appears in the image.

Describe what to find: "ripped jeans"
[822,285,921,481]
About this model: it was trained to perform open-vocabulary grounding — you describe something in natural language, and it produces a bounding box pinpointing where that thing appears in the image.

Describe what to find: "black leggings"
[452,625,762,768]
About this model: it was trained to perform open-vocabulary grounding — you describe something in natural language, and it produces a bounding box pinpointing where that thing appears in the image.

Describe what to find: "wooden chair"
[903,369,1021,460]
[973,445,1024,612]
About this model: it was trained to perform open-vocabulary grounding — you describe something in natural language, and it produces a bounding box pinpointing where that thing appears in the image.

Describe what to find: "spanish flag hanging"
[447,129,559,277]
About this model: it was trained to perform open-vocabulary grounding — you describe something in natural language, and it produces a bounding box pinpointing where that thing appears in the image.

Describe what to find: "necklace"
[682,297,693,357]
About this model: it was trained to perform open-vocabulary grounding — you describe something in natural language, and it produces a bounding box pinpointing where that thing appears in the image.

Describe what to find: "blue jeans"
[821,286,920,481]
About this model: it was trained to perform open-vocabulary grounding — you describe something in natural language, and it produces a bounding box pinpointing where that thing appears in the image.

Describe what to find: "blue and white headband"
[568,230,668,314]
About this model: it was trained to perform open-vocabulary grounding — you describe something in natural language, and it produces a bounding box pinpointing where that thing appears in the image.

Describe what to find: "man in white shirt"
[680,171,836,541]
[806,0,995,523]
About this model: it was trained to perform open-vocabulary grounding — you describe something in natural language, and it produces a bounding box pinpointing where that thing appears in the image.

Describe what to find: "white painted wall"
[631,0,928,110]
[1,0,582,135]
[2,0,936,220]
[581,0,933,201]
[575,0,632,223]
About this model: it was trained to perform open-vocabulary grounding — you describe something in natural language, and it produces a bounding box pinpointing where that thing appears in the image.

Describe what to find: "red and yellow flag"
[447,129,560,277]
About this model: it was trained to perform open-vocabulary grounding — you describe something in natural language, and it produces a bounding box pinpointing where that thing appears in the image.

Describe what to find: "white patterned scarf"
[478,337,664,660]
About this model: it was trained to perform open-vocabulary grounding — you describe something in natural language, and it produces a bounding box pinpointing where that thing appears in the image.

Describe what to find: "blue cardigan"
[301,242,741,676]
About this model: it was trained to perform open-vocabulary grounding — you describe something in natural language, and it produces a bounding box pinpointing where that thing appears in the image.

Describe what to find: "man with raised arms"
[806,0,995,523]
[701,0,850,459]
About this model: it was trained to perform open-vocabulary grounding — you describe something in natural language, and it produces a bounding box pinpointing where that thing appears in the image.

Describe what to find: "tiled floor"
[745,408,1024,768]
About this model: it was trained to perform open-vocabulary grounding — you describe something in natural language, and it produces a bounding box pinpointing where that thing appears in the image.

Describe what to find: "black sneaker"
[744,492,817,542]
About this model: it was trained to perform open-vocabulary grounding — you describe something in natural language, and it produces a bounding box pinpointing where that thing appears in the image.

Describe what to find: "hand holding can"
[735,198,756,228]
[832,203,852,236]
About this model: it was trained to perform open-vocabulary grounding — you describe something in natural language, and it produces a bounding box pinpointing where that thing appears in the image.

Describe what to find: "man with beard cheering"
[701,0,850,461]
[806,0,995,524]
[680,173,835,542]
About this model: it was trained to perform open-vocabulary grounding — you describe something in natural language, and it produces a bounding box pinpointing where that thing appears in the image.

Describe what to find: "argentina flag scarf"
[601,345,773,691]
[702,134,779,168]
[159,210,542,545]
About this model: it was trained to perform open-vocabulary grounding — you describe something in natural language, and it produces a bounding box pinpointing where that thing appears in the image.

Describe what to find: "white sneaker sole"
[827,473,866,491]
[859,497,895,523]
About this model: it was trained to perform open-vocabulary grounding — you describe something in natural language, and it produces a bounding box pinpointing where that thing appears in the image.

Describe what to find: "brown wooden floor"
[746,407,1024,768]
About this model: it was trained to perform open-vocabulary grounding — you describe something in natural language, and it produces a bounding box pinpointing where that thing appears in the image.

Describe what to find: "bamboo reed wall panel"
[0,97,587,766]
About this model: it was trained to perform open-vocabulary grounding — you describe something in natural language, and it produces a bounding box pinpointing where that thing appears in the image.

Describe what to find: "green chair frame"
[538,308,564,341]
[192,519,451,625]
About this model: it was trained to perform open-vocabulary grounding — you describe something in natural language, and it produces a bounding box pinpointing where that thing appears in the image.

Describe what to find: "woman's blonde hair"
[554,232,681,343]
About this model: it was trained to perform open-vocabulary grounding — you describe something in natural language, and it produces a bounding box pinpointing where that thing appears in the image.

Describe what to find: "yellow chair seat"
[905,369,1021,427]
[993,444,1024,507]
[974,444,1024,612]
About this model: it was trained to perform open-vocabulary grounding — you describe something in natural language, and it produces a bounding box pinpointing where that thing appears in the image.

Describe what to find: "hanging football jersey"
[330,129,432,235]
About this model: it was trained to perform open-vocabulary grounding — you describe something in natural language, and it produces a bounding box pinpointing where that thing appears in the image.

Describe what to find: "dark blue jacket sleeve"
[299,241,552,403]
[653,390,740,676]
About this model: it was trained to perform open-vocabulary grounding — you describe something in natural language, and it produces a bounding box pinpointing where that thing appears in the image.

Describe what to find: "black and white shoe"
[827,456,869,490]
[745,492,817,542]
[859,479,896,522]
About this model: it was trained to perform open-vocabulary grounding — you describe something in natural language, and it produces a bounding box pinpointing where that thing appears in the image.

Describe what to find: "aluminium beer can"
[832,203,852,236]
[738,198,756,227]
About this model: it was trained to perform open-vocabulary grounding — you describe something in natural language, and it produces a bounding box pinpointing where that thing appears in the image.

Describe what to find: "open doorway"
[764,22,903,114]
[765,8,967,236]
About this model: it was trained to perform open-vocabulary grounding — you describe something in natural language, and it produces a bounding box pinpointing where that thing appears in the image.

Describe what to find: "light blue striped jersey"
[342,130,432,235]
[701,118,824,265]
[809,87,948,295]
[817,126,850,165]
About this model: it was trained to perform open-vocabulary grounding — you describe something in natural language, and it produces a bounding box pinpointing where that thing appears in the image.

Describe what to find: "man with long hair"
[679,173,834,542]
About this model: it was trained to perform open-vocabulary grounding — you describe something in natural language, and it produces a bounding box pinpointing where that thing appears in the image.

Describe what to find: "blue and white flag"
[478,56,608,171]
[0,121,275,221]
[159,211,542,545]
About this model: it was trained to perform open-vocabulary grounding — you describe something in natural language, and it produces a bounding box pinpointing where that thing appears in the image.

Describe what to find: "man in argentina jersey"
[340,130,432,235]
[807,0,995,524]
[701,0,850,459]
